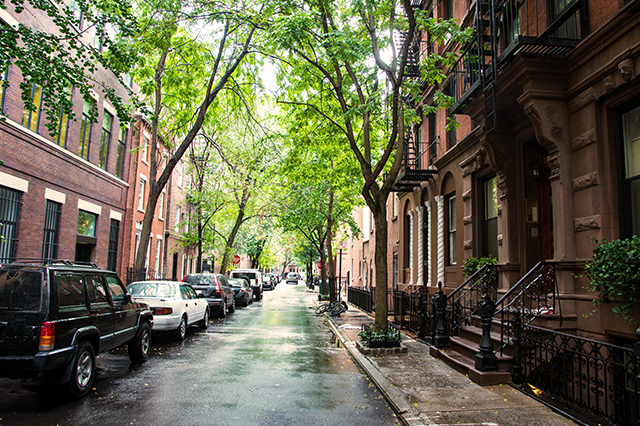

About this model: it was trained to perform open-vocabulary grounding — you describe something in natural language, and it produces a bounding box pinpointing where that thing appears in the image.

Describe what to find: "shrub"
[358,324,402,347]
[583,236,640,323]
[462,255,497,278]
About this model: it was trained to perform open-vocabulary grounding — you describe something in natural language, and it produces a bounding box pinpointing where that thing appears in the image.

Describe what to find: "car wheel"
[128,321,151,363]
[199,308,209,330]
[218,303,226,319]
[229,298,235,313]
[248,296,253,305]
[66,341,95,398]
[175,316,187,341]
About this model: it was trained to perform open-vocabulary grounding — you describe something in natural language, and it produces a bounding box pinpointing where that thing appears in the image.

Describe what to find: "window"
[445,0,454,19]
[86,275,108,304]
[77,210,97,237]
[622,106,640,236]
[99,111,113,170]
[138,177,146,211]
[0,186,21,263]
[141,135,149,164]
[429,112,437,161]
[155,239,162,276]
[79,98,94,160]
[414,121,422,168]
[549,0,578,39]
[42,200,62,260]
[107,219,119,271]
[178,162,184,187]
[158,191,165,220]
[57,273,85,307]
[105,275,126,304]
[116,127,127,178]
[175,205,181,231]
[483,176,499,258]
[0,58,8,113]
[56,86,73,147]
[448,112,457,149]
[68,0,83,28]
[22,84,43,133]
[447,193,457,265]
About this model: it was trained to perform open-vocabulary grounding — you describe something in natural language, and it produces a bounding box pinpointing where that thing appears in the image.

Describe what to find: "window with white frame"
[158,191,165,220]
[137,177,146,211]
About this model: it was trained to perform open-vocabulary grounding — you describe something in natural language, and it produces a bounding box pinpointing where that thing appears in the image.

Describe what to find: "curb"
[323,309,426,426]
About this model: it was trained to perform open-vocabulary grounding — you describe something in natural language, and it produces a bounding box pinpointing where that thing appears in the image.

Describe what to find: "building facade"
[392,0,640,345]
[0,5,133,272]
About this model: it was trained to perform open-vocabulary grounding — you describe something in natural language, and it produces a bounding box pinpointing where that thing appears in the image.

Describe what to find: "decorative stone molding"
[464,240,473,250]
[497,234,503,246]
[461,149,487,177]
[604,75,616,93]
[547,154,561,182]
[569,87,598,114]
[497,204,502,216]
[573,172,599,192]
[571,129,597,152]
[497,175,508,198]
[575,215,602,232]
[462,189,472,201]
[619,59,635,82]
[463,215,472,225]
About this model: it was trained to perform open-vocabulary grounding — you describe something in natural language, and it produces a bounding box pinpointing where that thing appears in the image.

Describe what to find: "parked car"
[181,273,235,319]
[0,260,153,398]
[262,273,276,290]
[228,277,253,307]
[229,269,263,301]
[127,281,208,340]
[286,273,301,285]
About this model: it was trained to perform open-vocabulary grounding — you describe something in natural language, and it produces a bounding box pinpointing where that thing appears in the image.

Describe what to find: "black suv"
[0,260,153,398]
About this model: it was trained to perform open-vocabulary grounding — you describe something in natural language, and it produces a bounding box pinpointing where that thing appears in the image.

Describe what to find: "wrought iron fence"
[515,323,640,426]
[389,287,436,341]
[347,286,374,313]
[126,266,168,284]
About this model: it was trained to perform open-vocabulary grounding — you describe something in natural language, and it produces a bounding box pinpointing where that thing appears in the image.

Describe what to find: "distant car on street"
[182,273,236,319]
[228,277,253,307]
[127,281,208,341]
[262,273,276,290]
[229,269,263,301]
[286,273,302,285]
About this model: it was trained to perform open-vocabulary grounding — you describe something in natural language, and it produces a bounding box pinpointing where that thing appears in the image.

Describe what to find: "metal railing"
[514,321,640,426]
[389,287,436,340]
[347,286,374,313]
[494,262,559,353]
[445,264,498,337]
[126,266,169,284]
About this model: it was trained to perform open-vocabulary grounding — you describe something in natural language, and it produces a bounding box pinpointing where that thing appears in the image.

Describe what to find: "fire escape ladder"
[477,0,499,133]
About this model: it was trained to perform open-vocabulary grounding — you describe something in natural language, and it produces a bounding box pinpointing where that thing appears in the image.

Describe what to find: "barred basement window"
[42,200,61,260]
[0,186,21,263]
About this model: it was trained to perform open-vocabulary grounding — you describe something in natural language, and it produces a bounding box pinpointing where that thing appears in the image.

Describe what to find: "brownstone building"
[0,6,133,272]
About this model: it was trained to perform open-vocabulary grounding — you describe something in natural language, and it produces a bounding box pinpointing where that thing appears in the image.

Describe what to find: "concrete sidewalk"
[313,295,578,426]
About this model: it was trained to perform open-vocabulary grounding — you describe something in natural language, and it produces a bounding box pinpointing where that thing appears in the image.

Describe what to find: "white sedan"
[127,281,209,341]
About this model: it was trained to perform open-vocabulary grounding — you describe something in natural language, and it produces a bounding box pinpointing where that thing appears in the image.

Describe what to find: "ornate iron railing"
[494,261,559,353]
[515,323,640,426]
[348,286,374,313]
[445,264,498,337]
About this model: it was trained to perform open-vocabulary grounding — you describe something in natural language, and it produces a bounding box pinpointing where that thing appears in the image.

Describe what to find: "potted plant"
[583,236,640,323]
[358,324,402,348]
[462,255,497,278]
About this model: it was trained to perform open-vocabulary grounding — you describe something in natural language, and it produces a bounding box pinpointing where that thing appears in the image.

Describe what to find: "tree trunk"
[372,195,390,331]
[326,190,336,303]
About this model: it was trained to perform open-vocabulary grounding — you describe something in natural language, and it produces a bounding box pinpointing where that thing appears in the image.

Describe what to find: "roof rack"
[0,258,100,268]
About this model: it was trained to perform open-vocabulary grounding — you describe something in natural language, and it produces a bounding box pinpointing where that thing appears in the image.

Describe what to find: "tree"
[270,0,470,329]
[130,0,266,273]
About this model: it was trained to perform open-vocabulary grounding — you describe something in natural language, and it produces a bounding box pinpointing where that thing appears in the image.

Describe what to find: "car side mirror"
[124,293,132,303]
[197,293,204,298]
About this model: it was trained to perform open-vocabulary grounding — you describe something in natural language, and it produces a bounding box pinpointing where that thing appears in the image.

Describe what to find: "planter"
[356,340,407,355]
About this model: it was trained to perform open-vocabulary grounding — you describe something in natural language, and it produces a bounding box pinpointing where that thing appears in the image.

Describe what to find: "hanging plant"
[583,236,640,323]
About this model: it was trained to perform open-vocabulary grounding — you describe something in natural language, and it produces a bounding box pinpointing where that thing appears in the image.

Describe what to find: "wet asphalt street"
[0,282,398,426]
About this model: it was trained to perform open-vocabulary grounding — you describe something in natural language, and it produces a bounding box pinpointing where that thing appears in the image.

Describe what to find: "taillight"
[39,321,55,351]
[214,284,222,297]
[239,289,246,294]
[153,307,173,315]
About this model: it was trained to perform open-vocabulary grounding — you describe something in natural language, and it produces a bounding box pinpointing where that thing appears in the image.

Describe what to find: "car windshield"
[0,268,42,311]
[228,279,243,288]
[128,282,176,298]
[184,275,216,285]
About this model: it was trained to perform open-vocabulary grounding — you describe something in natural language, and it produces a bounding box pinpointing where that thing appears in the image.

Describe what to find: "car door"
[185,285,205,321]
[85,274,115,349]
[54,272,91,348]
[179,284,196,325]
[105,275,137,347]
[218,276,232,307]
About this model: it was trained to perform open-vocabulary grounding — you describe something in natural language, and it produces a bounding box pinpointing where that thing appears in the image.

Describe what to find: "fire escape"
[449,0,590,131]
[391,0,437,193]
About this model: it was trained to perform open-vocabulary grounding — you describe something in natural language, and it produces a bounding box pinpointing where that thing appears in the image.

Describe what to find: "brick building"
[0,5,133,272]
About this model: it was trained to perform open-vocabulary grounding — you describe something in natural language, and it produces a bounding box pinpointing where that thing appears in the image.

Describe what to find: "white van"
[229,269,263,300]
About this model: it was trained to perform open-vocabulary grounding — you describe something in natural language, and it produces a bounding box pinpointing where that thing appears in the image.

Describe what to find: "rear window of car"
[0,268,42,311]
[128,282,176,298]
[184,275,216,285]
[57,273,86,307]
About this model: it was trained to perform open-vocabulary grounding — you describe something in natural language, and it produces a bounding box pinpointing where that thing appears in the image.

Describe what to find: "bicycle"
[315,300,340,314]
[329,300,348,316]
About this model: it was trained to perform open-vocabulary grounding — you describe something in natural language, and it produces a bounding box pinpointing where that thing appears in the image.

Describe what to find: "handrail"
[494,261,561,353]
[445,264,497,336]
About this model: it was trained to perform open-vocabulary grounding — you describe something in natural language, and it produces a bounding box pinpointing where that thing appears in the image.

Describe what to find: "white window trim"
[0,171,29,193]
[78,199,101,215]
[45,188,66,204]
[138,174,147,212]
